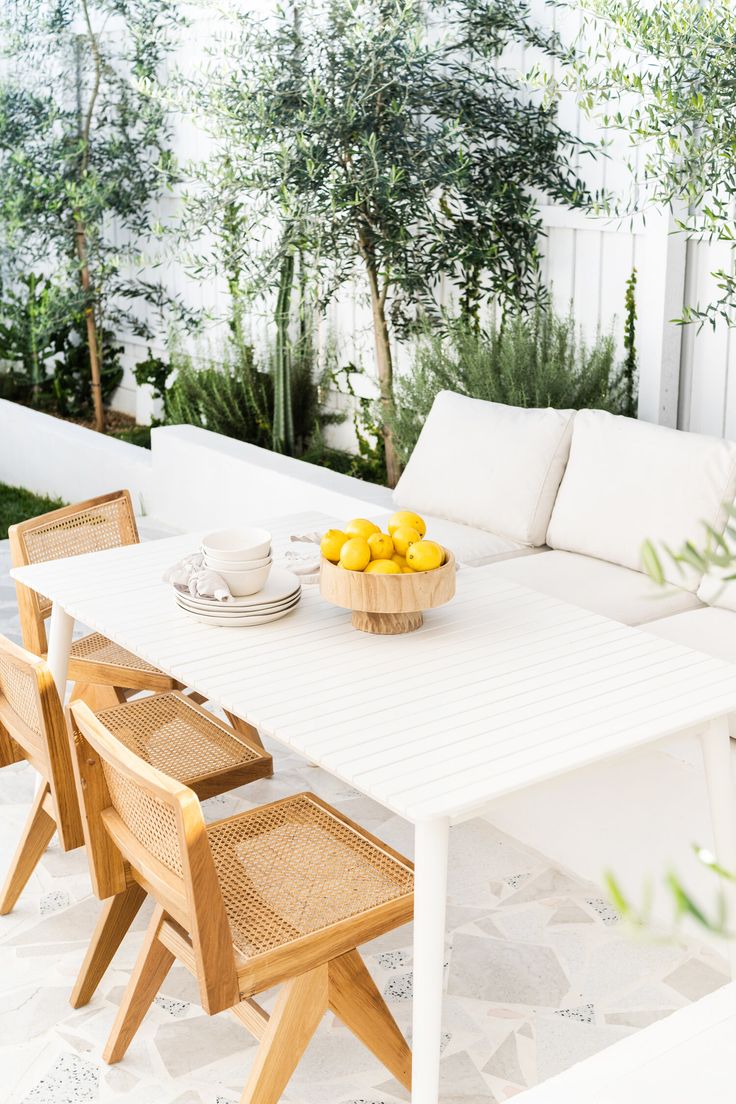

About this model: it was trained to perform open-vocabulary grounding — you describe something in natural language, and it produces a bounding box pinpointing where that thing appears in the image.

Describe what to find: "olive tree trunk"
[364,255,400,487]
[75,223,104,432]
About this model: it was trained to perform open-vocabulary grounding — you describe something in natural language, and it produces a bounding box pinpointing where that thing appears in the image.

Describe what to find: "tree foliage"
[0,0,185,427]
[188,0,593,483]
[550,0,736,329]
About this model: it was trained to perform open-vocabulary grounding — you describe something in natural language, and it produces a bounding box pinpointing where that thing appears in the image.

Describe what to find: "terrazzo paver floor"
[0,537,729,1104]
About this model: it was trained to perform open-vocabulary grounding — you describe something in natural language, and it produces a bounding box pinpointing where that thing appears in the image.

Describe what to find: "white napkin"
[163,552,232,601]
[274,533,322,583]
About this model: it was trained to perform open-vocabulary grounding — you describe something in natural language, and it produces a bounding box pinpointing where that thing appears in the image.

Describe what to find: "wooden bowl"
[319,549,456,634]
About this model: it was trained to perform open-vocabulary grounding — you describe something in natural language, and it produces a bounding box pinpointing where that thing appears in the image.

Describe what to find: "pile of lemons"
[320,511,445,574]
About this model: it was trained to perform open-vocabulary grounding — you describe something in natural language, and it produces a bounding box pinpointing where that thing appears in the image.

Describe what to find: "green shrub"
[164,339,273,448]
[388,309,632,464]
[49,330,124,419]
[145,330,344,457]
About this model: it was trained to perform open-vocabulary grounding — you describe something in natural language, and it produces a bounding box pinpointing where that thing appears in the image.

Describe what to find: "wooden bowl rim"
[319,547,456,614]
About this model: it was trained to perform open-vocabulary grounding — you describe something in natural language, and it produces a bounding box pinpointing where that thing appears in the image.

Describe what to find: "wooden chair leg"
[240,965,329,1104]
[224,710,267,753]
[328,949,412,1090]
[103,904,174,1064]
[0,783,56,915]
[71,882,147,1008]
[70,683,127,711]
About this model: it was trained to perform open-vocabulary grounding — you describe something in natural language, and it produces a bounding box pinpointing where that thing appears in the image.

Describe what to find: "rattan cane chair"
[9,490,177,710]
[0,635,84,914]
[70,700,414,1104]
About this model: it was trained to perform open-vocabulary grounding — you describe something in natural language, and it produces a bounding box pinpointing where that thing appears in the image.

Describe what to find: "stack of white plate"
[174,568,301,627]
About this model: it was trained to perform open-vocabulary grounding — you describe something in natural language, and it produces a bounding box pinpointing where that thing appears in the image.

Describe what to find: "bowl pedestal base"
[351,609,423,635]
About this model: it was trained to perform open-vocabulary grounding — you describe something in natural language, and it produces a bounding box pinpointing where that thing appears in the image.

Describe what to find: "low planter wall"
[148,424,393,530]
[0,400,153,513]
[0,401,391,524]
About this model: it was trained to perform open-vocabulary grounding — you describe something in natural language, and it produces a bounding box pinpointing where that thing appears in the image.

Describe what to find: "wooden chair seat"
[68,632,176,693]
[207,793,413,992]
[96,691,272,800]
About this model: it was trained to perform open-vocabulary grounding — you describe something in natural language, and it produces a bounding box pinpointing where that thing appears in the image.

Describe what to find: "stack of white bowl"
[202,527,272,596]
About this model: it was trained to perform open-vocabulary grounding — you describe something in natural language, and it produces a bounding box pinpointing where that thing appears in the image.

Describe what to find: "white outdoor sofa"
[374,392,736,712]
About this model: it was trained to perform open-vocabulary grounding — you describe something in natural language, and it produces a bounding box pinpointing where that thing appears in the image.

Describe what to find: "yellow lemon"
[345,518,380,540]
[401,566,415,573]
[406,539,444,572]
[388,510,426,538]
[320,529,348,563]
[368,532,394,560]
[392,525,421,556]
[339,536,371,571]
[364,558,400,574]
[391,553,407,568]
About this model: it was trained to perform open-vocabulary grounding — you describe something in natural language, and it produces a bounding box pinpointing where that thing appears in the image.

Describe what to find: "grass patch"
[0,482,65,540]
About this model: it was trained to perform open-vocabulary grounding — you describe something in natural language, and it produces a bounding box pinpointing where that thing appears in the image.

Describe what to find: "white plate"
[179,604,299,628]
[174,586,300,613]
[175,592,301,617]
[172,567,300,609]
[175,586,300,611]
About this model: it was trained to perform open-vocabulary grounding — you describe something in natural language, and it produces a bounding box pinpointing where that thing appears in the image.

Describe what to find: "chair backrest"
[0,634,83,851]
[69,700,239,1014]
[9,490,140,654]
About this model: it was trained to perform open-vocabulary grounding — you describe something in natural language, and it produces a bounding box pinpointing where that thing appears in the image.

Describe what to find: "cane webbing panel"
[19,497,137,616]
[0,653,41,736]
[102,760,183,877]
[97,694,263,783]
[208,795,413,958]
[71,632,165,677]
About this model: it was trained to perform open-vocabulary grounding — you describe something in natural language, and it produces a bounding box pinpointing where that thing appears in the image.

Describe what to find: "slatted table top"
[12,512,736,823]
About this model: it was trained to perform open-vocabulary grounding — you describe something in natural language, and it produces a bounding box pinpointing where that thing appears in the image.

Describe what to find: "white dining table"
[11,509,736,1104]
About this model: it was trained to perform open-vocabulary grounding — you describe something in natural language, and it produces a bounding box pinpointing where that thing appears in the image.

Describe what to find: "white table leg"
[411,817,450,1104]
[701,715,736,976]
[46,603,74,700]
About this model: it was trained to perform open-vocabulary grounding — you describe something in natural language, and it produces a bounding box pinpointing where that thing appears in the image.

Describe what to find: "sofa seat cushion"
[644,606,736,663]
[393,391,574,546]
[487,550,703,626]
[371,511,530,566]
[546,410,736,591]
[645,607,736,738]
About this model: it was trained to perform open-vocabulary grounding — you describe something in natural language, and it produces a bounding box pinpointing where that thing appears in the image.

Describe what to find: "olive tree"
[0,0,183,429]
[192,0,591,484]
[554,0,736,330]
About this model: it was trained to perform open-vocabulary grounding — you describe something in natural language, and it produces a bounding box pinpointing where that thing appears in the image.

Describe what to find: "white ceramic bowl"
[202,527,272,562]
[217,562,272,597]
[205,552,272,572]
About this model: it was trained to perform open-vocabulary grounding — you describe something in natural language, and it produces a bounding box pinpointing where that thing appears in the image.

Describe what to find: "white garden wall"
[0,401,390,525]
[147,424,392,531]
[0,401,153,512]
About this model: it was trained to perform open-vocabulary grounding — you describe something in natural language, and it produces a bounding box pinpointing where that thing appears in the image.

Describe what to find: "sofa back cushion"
[393,391,574,546]
[546,410,736,591]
